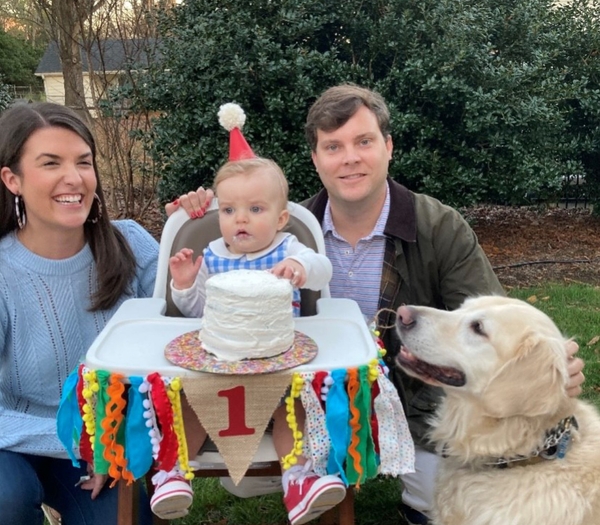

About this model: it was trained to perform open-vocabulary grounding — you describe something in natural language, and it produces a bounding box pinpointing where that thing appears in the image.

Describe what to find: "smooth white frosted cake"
[199,269,295,361]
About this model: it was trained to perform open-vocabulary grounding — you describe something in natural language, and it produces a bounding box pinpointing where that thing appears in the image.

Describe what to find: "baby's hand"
[169,248,203,290]
[270,260,306,288]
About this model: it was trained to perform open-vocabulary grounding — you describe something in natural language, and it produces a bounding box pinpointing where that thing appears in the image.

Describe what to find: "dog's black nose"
[397,305,417,329]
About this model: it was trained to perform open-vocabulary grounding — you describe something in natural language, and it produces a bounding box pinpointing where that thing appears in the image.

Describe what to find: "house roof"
[36,38,160,75]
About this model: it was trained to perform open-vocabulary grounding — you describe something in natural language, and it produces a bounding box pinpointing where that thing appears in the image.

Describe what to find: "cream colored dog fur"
[395,296,600,525]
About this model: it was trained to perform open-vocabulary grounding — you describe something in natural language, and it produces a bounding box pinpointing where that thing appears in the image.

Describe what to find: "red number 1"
[218,385,255,436]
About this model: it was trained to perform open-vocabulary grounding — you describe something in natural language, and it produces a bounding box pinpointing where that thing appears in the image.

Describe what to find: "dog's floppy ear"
[481,333,568,419]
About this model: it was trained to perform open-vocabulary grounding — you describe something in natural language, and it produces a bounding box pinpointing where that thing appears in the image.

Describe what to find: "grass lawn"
[168,283,600,525]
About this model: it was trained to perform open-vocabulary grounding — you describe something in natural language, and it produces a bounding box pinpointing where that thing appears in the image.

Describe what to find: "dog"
[395,295,600,525]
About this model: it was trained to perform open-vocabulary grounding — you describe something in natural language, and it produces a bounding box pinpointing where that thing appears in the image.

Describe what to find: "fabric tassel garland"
[56,361,410,489]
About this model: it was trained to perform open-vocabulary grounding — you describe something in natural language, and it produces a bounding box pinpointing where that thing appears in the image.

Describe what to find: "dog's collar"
[486,415,578,468]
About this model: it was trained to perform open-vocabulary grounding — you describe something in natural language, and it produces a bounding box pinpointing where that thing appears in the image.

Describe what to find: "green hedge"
[121,0,600,209]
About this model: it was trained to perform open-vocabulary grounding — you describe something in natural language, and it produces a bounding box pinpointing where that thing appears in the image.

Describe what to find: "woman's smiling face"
[1,126,97,237]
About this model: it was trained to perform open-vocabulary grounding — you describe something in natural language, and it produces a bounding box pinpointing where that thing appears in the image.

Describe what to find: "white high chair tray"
[85,297,378,376]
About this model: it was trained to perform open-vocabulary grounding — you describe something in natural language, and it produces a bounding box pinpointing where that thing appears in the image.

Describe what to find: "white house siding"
[38,73,119,109]
[39,74,65,104]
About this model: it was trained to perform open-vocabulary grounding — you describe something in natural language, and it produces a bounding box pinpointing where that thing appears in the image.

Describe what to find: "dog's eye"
[470,320,486,336]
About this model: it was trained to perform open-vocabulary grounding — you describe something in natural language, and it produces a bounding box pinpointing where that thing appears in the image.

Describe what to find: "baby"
[150,157,346,525]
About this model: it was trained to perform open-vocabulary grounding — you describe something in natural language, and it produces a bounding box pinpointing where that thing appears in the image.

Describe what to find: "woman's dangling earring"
[15,194,26,229]
[86,193,103,224]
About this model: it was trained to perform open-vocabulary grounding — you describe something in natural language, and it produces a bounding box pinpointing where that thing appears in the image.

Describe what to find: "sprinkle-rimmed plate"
[165,330,317,374]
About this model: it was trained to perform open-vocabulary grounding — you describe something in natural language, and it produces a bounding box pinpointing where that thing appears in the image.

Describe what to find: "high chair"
[117,202,356,525]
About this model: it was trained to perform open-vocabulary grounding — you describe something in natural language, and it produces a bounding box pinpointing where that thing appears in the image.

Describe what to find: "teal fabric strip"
[56,368,82,467]
[325,368,349,485]
[125,376,154,479]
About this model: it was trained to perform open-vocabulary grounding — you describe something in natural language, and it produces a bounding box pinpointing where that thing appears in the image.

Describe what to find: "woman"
[0,102,158,524]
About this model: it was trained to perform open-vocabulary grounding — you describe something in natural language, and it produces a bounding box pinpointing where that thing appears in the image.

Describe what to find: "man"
[169,83,584,525]
[301,83,585,524]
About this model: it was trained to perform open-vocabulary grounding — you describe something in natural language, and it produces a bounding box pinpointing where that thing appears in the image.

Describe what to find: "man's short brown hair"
[304,83,391,151]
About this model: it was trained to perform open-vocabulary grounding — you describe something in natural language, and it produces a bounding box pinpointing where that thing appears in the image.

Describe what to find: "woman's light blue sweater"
[0,220,158,457]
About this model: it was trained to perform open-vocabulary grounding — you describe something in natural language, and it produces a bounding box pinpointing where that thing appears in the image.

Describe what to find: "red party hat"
[218,103,255,161]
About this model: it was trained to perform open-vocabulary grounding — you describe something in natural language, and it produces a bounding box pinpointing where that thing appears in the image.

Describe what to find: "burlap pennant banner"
[182,373,291,484]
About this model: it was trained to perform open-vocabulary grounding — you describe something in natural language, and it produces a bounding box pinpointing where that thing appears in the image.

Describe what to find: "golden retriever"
[395,296,600,525]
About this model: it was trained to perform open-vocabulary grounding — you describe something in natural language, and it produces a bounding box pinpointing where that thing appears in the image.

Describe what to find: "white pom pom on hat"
[218,102,255,161]
[218,103,246,131]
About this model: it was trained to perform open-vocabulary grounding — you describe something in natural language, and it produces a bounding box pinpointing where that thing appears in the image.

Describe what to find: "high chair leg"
[117,479,136,525]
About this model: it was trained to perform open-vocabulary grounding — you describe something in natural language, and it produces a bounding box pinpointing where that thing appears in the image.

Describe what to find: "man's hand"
[565,340,585,397]
[165,187,214,218]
